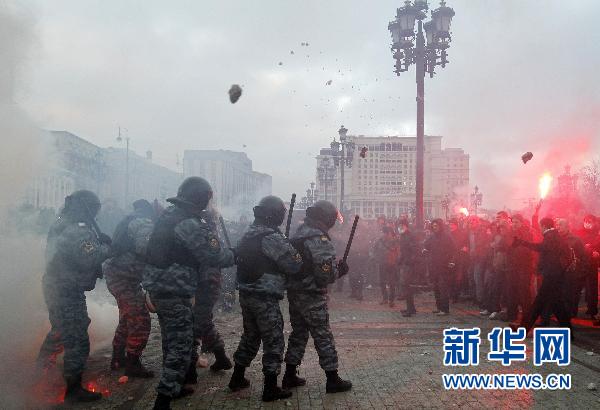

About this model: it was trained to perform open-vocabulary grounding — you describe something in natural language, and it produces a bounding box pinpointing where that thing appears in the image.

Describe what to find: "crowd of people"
[36,178,352,409]
[33,176,599,409]
[338,208,600,332]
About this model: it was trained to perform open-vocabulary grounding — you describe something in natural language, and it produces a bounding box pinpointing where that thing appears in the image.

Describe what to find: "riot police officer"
[37,190,111,403]
[104,199,156,378]
[143,177,235,410]
[229,196,303,402]
[283,200,352,393]
[190,208,232,374]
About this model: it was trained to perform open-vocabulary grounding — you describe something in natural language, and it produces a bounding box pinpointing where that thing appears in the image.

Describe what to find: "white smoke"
[0,4,117,408]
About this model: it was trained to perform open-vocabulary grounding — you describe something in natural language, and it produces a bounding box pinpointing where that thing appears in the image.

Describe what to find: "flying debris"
[290,50,295,54]
[228,84,242,104]
[326,80,332,86]
[360,146,368,158]
[521,151,534,164]
[278,61,283,66]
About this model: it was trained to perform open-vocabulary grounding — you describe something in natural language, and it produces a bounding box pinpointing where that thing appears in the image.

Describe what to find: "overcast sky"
[12,0,600,208]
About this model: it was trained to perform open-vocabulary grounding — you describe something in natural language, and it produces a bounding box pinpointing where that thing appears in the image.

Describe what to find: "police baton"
[285,193,296,238]
[218,215,232,248]
[342,215,360,263]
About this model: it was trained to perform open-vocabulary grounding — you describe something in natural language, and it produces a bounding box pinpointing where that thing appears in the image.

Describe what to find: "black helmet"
[306,200,338,230]
[253,195,287,228]
[169,177,213,211]
[63,190,101,220]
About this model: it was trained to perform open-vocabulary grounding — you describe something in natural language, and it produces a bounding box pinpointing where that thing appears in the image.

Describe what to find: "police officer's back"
[38,190,111,403]
[229,195,303,402]
[283,200,352,394]
[143,177,235,410]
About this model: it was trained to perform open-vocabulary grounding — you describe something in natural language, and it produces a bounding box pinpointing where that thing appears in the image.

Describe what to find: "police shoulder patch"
[293,253,302,262]
[320,235,328,242]
[322,263,331,272]
[209,238,219,248]
[81,241,95,254]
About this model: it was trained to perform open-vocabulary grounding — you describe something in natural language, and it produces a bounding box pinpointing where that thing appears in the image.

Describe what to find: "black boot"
[282,364,306,389]
[64,376,102,403]
[325,370,352,393]
[125,353,154,378]
[228,364,250,391]
[262,373,292,402]
[184,363,198,385]
[110,347,126,370]
[210,348,233,372]
[153,393,172,410]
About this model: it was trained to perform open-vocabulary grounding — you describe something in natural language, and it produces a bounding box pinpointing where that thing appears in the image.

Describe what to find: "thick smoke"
[0,4,117,407]
[0,4,48,406]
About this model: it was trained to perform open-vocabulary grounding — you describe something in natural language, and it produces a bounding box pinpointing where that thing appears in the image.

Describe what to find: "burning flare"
[539,173,553,199]
[458,207,469,217]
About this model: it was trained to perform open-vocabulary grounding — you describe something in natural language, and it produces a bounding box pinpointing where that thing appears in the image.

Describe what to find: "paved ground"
[31,288,600,409]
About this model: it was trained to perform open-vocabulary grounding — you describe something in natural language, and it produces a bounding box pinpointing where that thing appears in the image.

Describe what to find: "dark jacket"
[423,226,456,276]
[398,230,418,268]
[561,232,587,280]
[467,227,492,264]
[575,227,600,272]
[516,228,570,280]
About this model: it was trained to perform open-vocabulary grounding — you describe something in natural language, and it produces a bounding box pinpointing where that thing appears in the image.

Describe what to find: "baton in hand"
[285,193,296,238]
[337,215,359,278]
[342,215,360,263]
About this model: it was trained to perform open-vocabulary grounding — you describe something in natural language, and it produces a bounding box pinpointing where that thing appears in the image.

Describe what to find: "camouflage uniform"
[103,214,154,357]
[192,268,224,356]
[143,205,235,398]
[37,218,110,383]
[233,223,303,375]
[190,211,226,363]
[285,223,339,371]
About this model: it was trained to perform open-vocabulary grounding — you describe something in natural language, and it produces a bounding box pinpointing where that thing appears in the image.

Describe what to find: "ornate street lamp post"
[441,194,450,220]
[116,126,131,205]
[330,125,356,213]
[317,157,335,201]
[388,0,455,229]
[299,182,318,209]
[470,185,483,214]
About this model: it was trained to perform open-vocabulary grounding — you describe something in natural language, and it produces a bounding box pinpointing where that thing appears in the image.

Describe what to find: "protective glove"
[337,259,349,278]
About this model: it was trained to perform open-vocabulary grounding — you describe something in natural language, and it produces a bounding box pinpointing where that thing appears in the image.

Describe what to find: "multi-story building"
[22,130,106,211]
[183,150,272,219]
[102,147,182,207]
[21,130,181,212]
[315,135,469,220]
